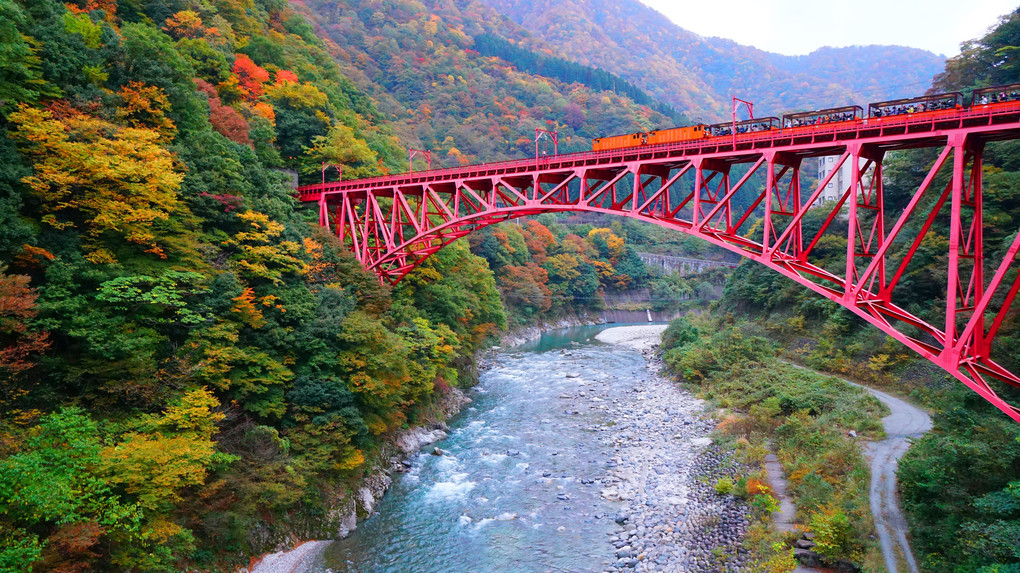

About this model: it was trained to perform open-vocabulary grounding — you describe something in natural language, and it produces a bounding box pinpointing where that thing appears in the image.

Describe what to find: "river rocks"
[591,335,753,573]
[254,327,754,573]
[393,395,469,455]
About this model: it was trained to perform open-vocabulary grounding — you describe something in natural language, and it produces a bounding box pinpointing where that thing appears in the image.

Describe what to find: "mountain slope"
[477,0,946,120]
[289,0,679,168]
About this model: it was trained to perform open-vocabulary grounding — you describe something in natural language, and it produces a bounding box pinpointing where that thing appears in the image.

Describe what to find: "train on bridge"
[593,83,1020,151]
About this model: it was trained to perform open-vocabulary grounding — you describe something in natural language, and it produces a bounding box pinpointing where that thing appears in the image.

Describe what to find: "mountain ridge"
[476,0,947,120]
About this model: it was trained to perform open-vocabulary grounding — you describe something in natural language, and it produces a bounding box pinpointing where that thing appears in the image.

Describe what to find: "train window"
[828,157,834,163]
[828,183,833,188]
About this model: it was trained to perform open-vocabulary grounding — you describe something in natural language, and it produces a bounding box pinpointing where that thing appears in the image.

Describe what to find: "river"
[277,324,752,573]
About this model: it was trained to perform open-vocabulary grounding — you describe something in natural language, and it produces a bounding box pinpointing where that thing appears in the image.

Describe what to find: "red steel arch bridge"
[298,104,1020,423]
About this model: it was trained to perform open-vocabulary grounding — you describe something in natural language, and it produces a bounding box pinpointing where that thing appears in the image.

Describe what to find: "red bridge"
[298,105,1020,422]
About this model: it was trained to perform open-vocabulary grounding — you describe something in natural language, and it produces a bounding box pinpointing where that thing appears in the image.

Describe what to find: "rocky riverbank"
[591,325,753,572]
[248,324,755,573]
[497,314,601,347]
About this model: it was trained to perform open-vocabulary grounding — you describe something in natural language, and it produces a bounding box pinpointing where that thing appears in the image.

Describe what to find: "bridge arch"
[302,114,1020,423]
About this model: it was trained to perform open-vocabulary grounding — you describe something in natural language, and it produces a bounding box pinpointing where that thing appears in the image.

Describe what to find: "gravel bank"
[595,324,669,351]
[589,325,753,572]
[242,541,328,573]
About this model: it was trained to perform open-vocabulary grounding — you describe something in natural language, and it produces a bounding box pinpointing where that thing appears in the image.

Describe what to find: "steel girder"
[302,111,1020,423]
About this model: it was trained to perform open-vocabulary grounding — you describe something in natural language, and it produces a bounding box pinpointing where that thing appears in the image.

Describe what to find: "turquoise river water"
[307,324,661,572]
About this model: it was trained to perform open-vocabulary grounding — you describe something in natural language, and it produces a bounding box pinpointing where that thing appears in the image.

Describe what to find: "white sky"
[639,0,1017,57]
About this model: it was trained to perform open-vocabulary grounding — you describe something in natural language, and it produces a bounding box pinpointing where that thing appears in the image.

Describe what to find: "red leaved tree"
[0,266,50,391]
[232,54,270,101]
[194,79,251,146]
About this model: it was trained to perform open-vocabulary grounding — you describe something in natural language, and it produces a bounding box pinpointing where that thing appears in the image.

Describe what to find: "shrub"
[745,477,768,497]
[808,507,860,562]
[714,477,734,495]
[752,493,781,515]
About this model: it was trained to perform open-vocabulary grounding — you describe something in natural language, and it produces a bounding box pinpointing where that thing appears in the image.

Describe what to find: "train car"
[972,83,1020,106]
[593,132,645,152]
[707,117,780,137]
[646,125,708,145]
[782,105,863,128]
[869,92,963,118]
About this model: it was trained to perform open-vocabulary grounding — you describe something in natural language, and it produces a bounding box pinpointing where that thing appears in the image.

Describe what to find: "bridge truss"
[299,105,1020,422]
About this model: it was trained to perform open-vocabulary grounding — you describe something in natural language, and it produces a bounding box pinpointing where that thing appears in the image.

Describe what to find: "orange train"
[591,83,1020,152]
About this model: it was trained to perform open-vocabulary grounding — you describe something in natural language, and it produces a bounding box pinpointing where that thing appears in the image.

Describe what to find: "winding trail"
[854,384,932,573]
[785,362,932,573]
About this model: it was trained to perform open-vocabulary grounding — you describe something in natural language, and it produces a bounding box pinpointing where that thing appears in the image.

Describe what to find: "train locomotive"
[591,83,1020,152]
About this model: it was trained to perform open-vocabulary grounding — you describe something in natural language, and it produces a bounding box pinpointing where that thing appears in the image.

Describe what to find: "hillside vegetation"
[0,0,711,568]
[291,0,683,168]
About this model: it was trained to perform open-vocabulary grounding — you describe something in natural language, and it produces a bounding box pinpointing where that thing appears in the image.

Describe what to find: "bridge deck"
[298,102,1020,202]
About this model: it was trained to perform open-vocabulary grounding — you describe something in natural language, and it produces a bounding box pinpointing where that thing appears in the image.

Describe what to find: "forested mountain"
[476,0,947,120]
[288,0,682,169]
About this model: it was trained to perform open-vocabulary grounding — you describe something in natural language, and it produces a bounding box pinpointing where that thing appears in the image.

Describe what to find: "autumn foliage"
[0,267,49,389]
[195,78,251,145]
[9,105,183,263]
[0,0,469,568]
[232,54,270,101]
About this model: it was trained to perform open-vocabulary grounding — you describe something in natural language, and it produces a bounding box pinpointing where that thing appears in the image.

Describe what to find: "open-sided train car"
[972,83,1020,106]
[782,105,863,129]
[869,92,963,118]
[707,117,780,137]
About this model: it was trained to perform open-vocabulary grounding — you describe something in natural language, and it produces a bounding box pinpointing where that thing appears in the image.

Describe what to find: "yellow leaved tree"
[9,105,184,263]
[221,211,308,284]
[101,387,226,512]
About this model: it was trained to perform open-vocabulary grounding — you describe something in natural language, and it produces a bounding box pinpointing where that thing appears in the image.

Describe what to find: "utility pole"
[535,128,558,160]
[409,148,432,173]
[732,97,754,148]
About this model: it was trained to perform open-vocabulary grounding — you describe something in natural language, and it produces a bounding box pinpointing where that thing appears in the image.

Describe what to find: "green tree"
[302,123,381,179]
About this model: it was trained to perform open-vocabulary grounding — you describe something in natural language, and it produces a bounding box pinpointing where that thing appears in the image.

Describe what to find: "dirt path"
[854,384,932,573]
[784,362,932,573]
